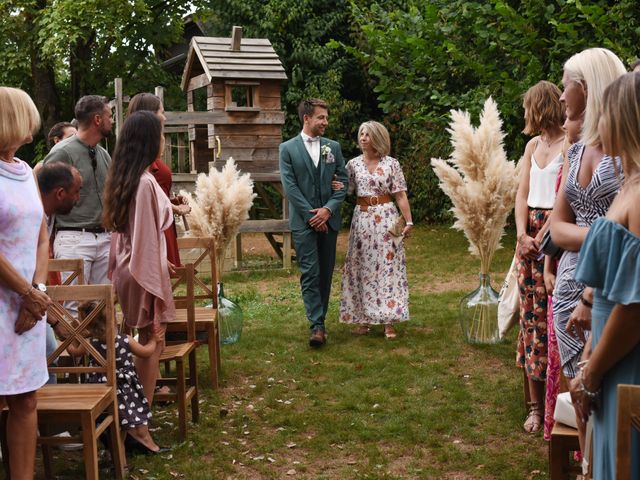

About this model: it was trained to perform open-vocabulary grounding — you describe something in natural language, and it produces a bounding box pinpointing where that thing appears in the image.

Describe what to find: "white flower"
[321,145,332,158]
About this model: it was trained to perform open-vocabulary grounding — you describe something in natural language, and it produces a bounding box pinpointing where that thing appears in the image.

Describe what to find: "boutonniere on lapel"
[322,144,335,164]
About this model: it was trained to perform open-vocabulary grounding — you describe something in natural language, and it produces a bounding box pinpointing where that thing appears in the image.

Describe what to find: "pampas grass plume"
[180,157,257,273]
[431,97,520,274]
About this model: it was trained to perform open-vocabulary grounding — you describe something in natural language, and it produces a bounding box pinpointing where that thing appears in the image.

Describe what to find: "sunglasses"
[88,147,97,170]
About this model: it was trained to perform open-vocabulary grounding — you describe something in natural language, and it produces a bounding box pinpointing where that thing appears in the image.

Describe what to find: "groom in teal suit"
[279,99,348,347]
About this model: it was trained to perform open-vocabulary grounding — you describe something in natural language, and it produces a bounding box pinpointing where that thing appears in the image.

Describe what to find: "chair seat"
[36,384,113,414]
[160,341,198,361]
[551,422,580,438]
[171,307,217,325]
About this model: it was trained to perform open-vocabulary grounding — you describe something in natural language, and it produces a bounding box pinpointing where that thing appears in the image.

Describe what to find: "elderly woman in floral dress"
[337,121,413,339]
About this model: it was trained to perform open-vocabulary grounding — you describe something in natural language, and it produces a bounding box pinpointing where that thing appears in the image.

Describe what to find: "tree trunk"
[70,32,96,101]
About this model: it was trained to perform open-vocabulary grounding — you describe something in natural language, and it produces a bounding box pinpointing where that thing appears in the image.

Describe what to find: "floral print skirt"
[516,208,549,382]
[339,203,409,325]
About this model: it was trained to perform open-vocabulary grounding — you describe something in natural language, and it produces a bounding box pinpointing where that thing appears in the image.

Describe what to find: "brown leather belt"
[356,194,393,211]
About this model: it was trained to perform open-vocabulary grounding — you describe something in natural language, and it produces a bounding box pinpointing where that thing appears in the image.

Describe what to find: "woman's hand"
[544,272,556,293]
[167,261,177,277]
[22,287,51,319]
[567,301,592,343]
[569,375,593,424]
[14,307,41,335]
[331,176,345,191]
[401,223,413,238]
[517,235,540,261]
[173,204,191,216]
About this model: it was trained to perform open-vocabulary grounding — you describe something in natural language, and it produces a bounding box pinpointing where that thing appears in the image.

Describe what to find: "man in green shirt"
[43,95,113,286]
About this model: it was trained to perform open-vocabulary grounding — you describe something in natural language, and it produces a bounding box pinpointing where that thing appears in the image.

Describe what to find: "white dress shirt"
[301,132,320,168]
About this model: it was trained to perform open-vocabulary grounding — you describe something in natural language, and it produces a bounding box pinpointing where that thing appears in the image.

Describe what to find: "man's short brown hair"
[298,98,328,125]
[74,95,110,127]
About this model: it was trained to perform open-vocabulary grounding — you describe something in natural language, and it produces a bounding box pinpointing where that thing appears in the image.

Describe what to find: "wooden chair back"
[176,236,218,308]
[171,263,196,342]
[616,384,640,479]
[47,258,85,285]
[46,284,116,386]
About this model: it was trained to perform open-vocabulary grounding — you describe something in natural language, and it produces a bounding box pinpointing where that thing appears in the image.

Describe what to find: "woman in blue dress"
[571,72,640,479]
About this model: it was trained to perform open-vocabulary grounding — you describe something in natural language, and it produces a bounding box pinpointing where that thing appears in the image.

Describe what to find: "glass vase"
[218,283,243,345]
[459,273,500,344]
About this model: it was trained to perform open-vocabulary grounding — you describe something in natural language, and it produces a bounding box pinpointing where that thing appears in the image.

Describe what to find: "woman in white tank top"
[514,81,565,434]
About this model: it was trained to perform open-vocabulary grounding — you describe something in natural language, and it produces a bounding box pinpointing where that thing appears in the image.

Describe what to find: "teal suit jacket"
[279,135,348,231]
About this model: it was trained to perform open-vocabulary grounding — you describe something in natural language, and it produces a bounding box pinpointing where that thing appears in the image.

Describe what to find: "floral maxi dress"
[339,156,409,325]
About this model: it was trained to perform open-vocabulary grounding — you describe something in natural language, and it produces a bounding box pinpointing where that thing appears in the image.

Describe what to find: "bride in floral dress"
[338,121,413,338]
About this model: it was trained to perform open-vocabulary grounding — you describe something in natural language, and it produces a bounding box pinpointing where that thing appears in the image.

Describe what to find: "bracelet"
[579,375,600,399]
[580,296,593,308]
[20,285,34,298]
[406,222,414,226]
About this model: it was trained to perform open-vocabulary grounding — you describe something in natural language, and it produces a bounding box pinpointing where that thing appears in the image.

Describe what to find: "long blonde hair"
[601,73,640,176]
[0,87,41,155]
[563,48,626,147]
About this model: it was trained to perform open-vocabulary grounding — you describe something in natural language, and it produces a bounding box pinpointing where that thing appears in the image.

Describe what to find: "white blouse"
[527,152,563,209]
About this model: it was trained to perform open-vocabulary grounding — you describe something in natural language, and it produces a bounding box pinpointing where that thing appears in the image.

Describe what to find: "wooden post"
[114,78,123,138]
[154,86,165,103]
[231,26,242,51]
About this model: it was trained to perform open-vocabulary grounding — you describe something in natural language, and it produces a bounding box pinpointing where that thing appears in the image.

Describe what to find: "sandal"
[383,324,397,339]
[352,325,371,335]
[523,401,543,433]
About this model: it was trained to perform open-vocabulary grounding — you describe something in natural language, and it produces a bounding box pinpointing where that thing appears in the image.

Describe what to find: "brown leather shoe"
[309,329,326,347]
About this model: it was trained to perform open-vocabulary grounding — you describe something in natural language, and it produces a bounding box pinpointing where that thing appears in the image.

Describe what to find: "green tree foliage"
[346,0,640,221]
[0,0,199,160]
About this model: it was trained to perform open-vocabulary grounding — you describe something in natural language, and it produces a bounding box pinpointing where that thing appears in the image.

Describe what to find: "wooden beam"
[231,26,242,51]
[164,110,285,126]
[187,73,210,92]
[194,36,271,46]
[238,219,290,233]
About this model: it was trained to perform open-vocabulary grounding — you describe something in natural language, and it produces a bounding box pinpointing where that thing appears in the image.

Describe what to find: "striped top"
[553,142,622,378]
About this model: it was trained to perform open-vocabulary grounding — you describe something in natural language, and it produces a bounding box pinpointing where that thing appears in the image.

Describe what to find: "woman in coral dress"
[339,121,413,339]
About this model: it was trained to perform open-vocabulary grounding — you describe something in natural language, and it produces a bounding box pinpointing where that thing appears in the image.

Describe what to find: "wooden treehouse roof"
[181,35,287,90]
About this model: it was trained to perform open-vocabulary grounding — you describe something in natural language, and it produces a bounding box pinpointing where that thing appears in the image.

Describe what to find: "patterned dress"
[0,159,48,395]
[553,143,621,378]
[339,156,409,325]
[88,335,152,429]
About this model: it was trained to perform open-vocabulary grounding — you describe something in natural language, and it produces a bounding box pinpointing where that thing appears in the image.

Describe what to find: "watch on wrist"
[33,283,47,293]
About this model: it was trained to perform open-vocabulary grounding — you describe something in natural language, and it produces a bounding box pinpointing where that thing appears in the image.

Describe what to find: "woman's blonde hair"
[358,121,391,157]
[0,87,41,155]
[601,73,640,175]
[563,48,626,147]
[522,81,564,135]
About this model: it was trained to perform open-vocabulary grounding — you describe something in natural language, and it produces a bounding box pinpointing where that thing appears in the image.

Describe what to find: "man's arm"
[324,142,347,214]
[279,144,314,223]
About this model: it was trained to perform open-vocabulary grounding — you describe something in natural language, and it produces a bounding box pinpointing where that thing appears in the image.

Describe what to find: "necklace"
[540,134,563,149]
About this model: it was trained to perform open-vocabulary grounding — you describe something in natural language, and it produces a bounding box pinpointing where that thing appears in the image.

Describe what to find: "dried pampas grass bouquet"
[431,98,520,343]
[431,97,519,274]
[180,157,257,276]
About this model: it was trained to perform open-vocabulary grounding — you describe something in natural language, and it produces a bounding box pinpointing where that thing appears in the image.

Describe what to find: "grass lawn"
[43,225,550,479]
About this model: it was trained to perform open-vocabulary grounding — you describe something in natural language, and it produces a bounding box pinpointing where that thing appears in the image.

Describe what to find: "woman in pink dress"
[338,121,413,339]
[0,87,51,479]
[103,111,175,406]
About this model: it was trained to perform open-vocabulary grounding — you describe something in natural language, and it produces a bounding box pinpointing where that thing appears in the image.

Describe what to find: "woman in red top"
[127,93,190,267]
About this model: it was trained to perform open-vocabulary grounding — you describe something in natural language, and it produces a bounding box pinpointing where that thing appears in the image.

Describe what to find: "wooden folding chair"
[156,263,199,440]
[0,285,126,480]
[616,384,640,479]
[165,236,220,388]
[47,258,85,286]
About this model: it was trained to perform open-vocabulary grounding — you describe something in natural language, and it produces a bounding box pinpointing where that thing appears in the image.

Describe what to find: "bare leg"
[524,377,545,433]
[5,391,38,480]
[134,323,166,407]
